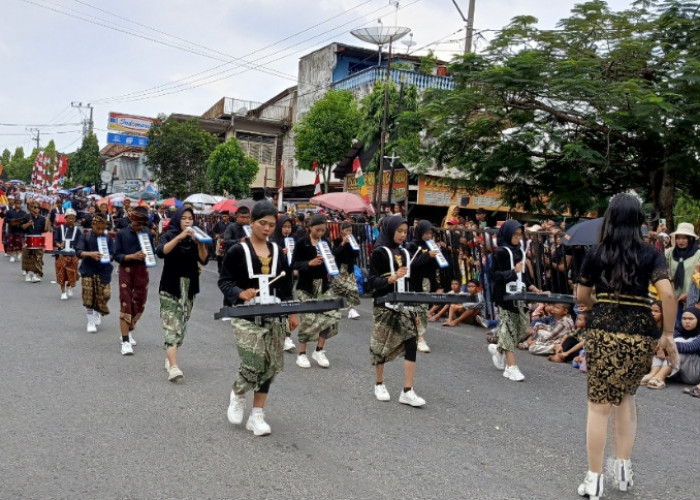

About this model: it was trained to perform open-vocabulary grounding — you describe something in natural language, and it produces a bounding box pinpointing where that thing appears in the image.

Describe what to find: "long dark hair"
[593,193,645,293]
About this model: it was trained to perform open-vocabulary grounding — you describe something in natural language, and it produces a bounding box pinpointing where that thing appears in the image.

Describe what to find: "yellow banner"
[346,169,407,201]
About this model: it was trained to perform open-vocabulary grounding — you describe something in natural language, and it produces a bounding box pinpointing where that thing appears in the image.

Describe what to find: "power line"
[0,122,83,127]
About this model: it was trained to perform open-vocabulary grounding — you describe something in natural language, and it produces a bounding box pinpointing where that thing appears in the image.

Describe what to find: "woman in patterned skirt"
[331,221,361,319]
[156,206,209,382]
[576,193,679,499]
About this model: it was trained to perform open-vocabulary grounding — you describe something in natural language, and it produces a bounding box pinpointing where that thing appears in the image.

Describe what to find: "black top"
[53,224,81,258]
[291,235,330,294]
[212,221,230,237]
[114,226,153,267]
[332,236,357,268]
[492,245,534,312]
[25,214,46,235]
[218,240,293,306]
[404,239,440,292]
[368,245,413,299]
[5,208,28,234]
[155,209,208,299]
[75,231,114,282]
[223,222,247,251]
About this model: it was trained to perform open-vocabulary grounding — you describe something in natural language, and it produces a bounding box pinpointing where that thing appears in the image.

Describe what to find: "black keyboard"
[504,292,575,304]
[374,292,471,305]
[215,298,346,320]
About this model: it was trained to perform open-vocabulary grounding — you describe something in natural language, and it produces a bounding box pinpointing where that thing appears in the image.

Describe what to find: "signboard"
[346,168,407,201]
[417,176,506,210]
[108,112,155,135]
[107,132,149,148]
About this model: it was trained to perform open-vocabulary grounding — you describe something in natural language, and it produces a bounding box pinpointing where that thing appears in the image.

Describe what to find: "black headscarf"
[272,214,293,245]
[497,219,524,260]
[677,308,700,339]
[412,220,434,244]
[671,237,698,289]
[375,216,407,249]
[163,206,195,248]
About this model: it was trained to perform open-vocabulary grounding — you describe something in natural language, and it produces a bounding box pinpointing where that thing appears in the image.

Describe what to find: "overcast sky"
[1,0,633,156]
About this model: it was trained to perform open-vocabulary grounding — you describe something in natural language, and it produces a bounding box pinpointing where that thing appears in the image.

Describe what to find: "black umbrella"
[563,218,603,246]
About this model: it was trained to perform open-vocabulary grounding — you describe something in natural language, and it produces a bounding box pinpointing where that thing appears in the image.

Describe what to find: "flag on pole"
[313,160,321,195]
[277,160,284,213]
[352,157,369,203]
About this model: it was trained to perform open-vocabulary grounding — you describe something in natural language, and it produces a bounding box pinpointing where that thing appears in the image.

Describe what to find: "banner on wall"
[416,176,507,210]
[345,168,408,202]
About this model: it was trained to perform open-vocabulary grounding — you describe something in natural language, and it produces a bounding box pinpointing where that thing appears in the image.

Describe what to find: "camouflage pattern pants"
[230,317,285,395]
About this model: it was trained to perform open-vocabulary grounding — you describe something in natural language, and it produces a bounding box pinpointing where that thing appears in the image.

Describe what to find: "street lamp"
[351,25,410,213]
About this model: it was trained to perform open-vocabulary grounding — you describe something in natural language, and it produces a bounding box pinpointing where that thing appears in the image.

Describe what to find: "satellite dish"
[350,27,411,46]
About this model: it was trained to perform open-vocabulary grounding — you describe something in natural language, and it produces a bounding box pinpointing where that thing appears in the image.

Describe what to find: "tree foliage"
[68,134,100,187]
[294,90,360,192]
[206,137,259,198]
[410,0,700,224]
[145,116,219,199]
[4,146,34,182]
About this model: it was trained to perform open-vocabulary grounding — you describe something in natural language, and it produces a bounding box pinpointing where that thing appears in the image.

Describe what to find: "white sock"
[86,310,94,322]
[251,407,263,415]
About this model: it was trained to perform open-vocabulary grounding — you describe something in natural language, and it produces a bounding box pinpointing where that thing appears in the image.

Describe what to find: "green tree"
[206,138,259,198]
[6,147,33,182]
[294,90,360,192]
[145,116,219,199]
[69,134,101,187]
[1,149,10,179]
[411,0,700,224]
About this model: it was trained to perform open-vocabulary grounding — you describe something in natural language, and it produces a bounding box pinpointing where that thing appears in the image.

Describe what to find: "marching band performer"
[21,200,49,283]
[75,215,114,333]
[113,206,153,356]
[270,214,297,351]
[53,208,80,300]
[331,221,362,320]
[5,197,27,262]
[290,213,341,369]
[218,200,298,436]
[405,220,442,353]
[212,210,231,273]
[367,216,426,407]
[156,206,209,382]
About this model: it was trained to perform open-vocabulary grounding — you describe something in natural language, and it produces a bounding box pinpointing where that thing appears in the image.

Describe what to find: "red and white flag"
[313,160,321,195]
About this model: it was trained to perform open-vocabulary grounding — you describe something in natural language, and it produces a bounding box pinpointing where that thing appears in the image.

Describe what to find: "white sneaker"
[121,341,134,356]
[60,292,68,301]
[165,358,170,371]
[25,273,32,282]
[128,333,136,345]
[22,270,27,276]
[311,349,330,368]
[227,392,245,424]
[9,256,15,263]
[283,337,296,351]
[476,315,488,328]
[503,365,525,381]
[488,343,506,370]
[31,274,41,283]
[67,287,73,297]
[87,322,97,333]
[578,471,603,500]
[613,458,634,492]
[246,412,271,436]
[94,312,102,326]
[168,366,184,382]
[347,308,360,319]
[374,383,391,401]
[398,388,426,407]
[296,353,311,368]
[417,339,431,353]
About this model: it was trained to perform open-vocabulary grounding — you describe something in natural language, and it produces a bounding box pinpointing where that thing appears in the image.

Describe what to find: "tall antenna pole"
[450,0,476,54]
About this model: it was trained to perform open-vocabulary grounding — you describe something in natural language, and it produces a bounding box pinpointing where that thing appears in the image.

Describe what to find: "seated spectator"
[548,312,587,363]
[442,279,484,327]
[428,279,461,322]
[670,308,700,387]
[527,302,575,355]
[640,301,670,389]
[518,304,554,349]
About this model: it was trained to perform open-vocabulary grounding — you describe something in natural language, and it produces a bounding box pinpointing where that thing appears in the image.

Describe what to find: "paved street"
[0,254,697,500]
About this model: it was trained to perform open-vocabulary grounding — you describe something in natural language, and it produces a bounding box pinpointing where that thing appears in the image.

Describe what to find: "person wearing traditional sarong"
[405,220,442,353]
[21,201,49,282]
[368,216,426,407]
[54,208,80,300]
[114,206,153,355]
[218,201,298,436]
[291,213,341,369]
[575,193,678,499]
[75,215,113,333]
[270,214,297,352]
[4,197,27,261]
[155,206,209,382]
[331,221,361,320]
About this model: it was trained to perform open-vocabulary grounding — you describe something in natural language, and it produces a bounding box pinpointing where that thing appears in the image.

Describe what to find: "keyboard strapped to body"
[504,292,575,304]
[317,240,339,276]
[215,298,346,320]
[138,232,157,267]
[374,292,472,306]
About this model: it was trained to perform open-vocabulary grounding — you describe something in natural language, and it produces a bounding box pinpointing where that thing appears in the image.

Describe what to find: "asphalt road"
[0,254,697,500]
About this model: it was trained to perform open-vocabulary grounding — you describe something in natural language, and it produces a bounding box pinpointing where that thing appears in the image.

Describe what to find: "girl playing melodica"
[367,216,426,407]
[331,221,362,320]
[291,213,341,369]
[270,214,297,352]
[218,201,298,436]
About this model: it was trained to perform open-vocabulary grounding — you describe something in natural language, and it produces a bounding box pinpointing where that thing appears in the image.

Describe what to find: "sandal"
[640,374,653,386]
[683,386,700,398]
[646,378,666,390]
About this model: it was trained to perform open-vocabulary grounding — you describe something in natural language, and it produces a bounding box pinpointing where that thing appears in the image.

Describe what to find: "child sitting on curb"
[527,302,575,355]
[442,279,484,327]
[548,312,586,363]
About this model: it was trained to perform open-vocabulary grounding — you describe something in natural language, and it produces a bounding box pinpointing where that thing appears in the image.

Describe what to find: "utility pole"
[451,0,476,54]
[27,128,40,150]
[71,101,94,138]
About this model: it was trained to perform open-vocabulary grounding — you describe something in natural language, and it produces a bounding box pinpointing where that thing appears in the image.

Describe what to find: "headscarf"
[161,206,195,251]
[272,214,293,245]
[677,308,700,339]
[497,219,524,260]
[375,215,407,249]
[412,220,434,244]
[671,237,698,290]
